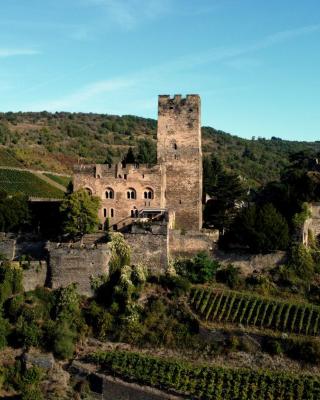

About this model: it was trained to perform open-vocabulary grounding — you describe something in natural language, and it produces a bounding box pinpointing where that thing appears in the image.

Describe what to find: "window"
[173,143,177,150]
[103,208,107,218]
[105,187,114,199]
[143,188,154,200]
[127,188,136,199]
[85,187,92,196]
[110,208,114,218]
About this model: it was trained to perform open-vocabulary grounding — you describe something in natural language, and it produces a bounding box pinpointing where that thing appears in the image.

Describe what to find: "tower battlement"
[158,94,200,114]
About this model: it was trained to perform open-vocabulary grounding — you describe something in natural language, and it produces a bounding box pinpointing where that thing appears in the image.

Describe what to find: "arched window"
[144,188,154,200]
[173,143,177,150]
[103,208,107,218]
[105,187,114,199]
[127,188,136,199]
[85,187,93,196]
[110,208,114,218]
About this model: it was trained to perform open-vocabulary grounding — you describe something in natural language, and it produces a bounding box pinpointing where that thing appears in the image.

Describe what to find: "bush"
[174,252,220,283]
[216,264,241,289]
[289,244,315,280]
[159,275,191,297]
[264,338,283,355]
[52,321,76,359]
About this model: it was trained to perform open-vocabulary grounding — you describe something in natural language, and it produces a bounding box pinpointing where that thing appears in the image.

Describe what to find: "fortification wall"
[169,229,218,259]
[47,243,111,296]
[0,233,15,260]
[124,224,169,275]
[22,261,48,292]
[213,250,287,276]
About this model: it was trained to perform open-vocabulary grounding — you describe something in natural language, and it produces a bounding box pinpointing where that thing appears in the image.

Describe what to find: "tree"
[0,191,30,232]
[122,147,136,165]
[59,190,100,237]
[223,203,290,253]
[204,168,246,232]
[136,139,157,165]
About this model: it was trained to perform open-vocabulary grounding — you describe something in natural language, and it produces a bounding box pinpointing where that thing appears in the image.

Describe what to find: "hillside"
[0,111,319,187]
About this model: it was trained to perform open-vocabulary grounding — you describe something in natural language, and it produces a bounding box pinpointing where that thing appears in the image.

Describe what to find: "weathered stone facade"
[47,242,111,296]
[303,203,320,246]
[73,95,202,232]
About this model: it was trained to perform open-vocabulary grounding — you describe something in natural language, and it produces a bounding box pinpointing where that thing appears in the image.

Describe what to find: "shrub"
[216,264,241,289]
[264,338,283,355]
[159,275,191,297]
[289,244,315,280]
[174,252,220,283]
[52,321,76,359]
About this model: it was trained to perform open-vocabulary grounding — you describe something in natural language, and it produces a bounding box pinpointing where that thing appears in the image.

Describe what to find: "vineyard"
[89,350,320,400]
[189,287,320,335]
[0,169,65,198]
[43,173,71,188]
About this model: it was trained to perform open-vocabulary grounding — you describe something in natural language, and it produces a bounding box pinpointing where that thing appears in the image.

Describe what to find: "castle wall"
[21,261,48,292]
[124,223,169,275]
[169,229,218,259]
[157,95,203,231]
[303,203,320,245]
[73,163,164,228]
[47,243,110,296]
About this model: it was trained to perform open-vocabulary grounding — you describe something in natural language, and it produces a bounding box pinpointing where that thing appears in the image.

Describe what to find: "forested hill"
[0,111,319,187]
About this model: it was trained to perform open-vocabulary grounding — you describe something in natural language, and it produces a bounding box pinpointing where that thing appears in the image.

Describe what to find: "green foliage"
[0,309,10,349]
[289,244,315,280]
[0,262,23,305]
[89,350,320,400]
[0,191,30,232]
[43,173,71,188]
[190,287,320,335]
[52,320,77,359]
[204,160,246,231]
[109,232,131,272]
[60,189,101,237]
[292,202,311,228]
[223,203,290,253]
[174,252,220,283]
[216,264,241,289]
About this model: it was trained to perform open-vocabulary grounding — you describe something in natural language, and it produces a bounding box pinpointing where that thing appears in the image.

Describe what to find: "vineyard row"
[189,287,320,335]
[89,350,320,400]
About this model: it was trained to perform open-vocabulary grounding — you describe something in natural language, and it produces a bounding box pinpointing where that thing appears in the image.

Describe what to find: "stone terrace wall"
[213,250,287,276]
[69,361,184,400]
[169,229,218,259]
[124,223,169,275]
[47,243,111,296]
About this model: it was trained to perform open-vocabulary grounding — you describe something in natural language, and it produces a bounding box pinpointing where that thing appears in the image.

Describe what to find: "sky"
[0,0,320,141]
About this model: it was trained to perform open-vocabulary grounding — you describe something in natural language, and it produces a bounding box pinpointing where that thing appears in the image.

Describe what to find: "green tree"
[59,189,100,237]
[122,147,136,164]
[204,169,246,232]
[136,139,157,165]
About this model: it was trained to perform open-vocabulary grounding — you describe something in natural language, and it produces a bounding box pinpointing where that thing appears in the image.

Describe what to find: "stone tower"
[157,95,203,230]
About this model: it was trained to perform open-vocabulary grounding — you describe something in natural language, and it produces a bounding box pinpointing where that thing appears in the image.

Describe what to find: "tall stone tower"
[157,95,203,231]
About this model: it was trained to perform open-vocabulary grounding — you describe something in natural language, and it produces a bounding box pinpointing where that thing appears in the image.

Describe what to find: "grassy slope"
[0,112,319,187]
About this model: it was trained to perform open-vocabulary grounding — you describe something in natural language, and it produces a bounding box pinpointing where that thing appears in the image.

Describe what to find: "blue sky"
[1,0,320,141]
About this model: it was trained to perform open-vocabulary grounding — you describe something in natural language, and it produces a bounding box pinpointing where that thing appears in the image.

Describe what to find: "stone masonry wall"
[47,243,111,296]
[73,163,164,228]
[169,229,218,259]
[21,261,48,292]
[124,223,169,275]
[157,95,202,231]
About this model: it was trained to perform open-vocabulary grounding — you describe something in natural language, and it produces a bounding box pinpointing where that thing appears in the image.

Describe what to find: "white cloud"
[35,77,137,111]
[0,48,40,57]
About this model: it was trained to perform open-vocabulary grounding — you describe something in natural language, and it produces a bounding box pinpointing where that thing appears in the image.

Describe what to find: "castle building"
[73,95,203,231]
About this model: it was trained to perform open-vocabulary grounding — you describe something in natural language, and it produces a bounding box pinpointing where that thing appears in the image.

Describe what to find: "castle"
[73,95,203,231]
